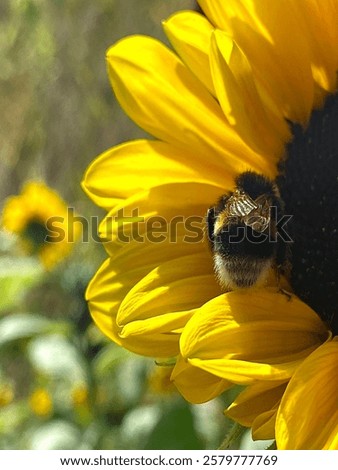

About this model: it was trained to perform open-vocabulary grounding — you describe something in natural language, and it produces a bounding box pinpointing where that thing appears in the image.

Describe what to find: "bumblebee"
[207,171,288,289]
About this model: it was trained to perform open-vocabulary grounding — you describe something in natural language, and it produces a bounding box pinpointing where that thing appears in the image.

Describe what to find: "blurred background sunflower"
[0,0,235,450]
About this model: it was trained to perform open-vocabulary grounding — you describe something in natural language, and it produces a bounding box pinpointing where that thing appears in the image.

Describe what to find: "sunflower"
[82,0,338,449]
[1,181,80,269]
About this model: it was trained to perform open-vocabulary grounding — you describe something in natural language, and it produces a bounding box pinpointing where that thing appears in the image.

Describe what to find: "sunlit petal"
[118,251,221,331]
[180,289,330,384]
[226,381,287,440]
[172,354,232,404]
[198,0,315,123]
[98,182,223,247]
[210,30,287,157]
[106,35,277,177]
[163,11,215,95]
[291,0,338,100]
[86,257,181,357]
[276,339,338,449]
[82,139,233,210]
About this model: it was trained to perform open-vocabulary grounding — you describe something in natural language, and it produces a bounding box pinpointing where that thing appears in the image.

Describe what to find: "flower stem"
[218,422,246,450]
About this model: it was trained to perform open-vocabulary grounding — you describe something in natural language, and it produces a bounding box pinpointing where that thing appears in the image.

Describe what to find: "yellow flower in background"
[71,384,89,406]
[82,0,338,449]
[29,388,53,417]
[1,181,81,269]
[71,384,91,424]
[0,383,14,407]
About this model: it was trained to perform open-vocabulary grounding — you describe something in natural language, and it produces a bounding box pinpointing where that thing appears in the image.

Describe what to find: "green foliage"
[0,257,43,313]
[0,314,69,348]
[144,400,203,450]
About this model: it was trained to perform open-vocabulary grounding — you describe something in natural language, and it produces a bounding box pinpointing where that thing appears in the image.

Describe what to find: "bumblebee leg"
[275,263,293,301]
[278,288,293,301]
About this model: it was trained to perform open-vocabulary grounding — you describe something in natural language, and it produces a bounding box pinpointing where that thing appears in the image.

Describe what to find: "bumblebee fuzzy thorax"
[207,172,286,290]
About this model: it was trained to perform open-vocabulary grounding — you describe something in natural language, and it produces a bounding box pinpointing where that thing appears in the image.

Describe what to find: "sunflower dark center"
[24,220,49,250]
[277,93,338,335]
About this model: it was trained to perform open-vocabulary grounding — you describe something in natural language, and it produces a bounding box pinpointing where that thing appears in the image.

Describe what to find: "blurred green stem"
[218,422,246,450]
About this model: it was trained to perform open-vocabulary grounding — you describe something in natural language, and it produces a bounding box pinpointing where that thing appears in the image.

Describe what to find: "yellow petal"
[86,257,181,357]
[226,381,287,426]
[82,139,231,210]
[87,231,222,358]
[187,357,300,385]
[276,339,338,450]
[86,257,127,346]
[118,251,221,332]
[180,289,330,384]
[2,182,69,232]
[251,408,277,441]
[291,0,338,98]
[198,0,315,124]
[90,217,210,312]
[106,35,276,177]
[172,354,232,404]
[1,181,79,269]
[210,30,287,157]
[226,381,287,440]
[105,230,204,271]
[99,182,224,247]
[163,11,215,95]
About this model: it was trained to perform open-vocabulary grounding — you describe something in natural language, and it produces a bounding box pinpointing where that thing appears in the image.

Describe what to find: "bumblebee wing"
[228,192,257,217]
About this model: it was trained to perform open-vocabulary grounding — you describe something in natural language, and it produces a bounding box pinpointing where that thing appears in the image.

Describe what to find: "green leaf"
[93,343,131,377]
[0,257,43,312]
[94,351,150,410]
[0,402,30,435]
[145,400,203,450]
[114,357,150,407]
[0,313,69,349]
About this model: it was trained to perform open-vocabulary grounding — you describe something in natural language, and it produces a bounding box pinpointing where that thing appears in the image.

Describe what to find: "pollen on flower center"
[277,93,338,335]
